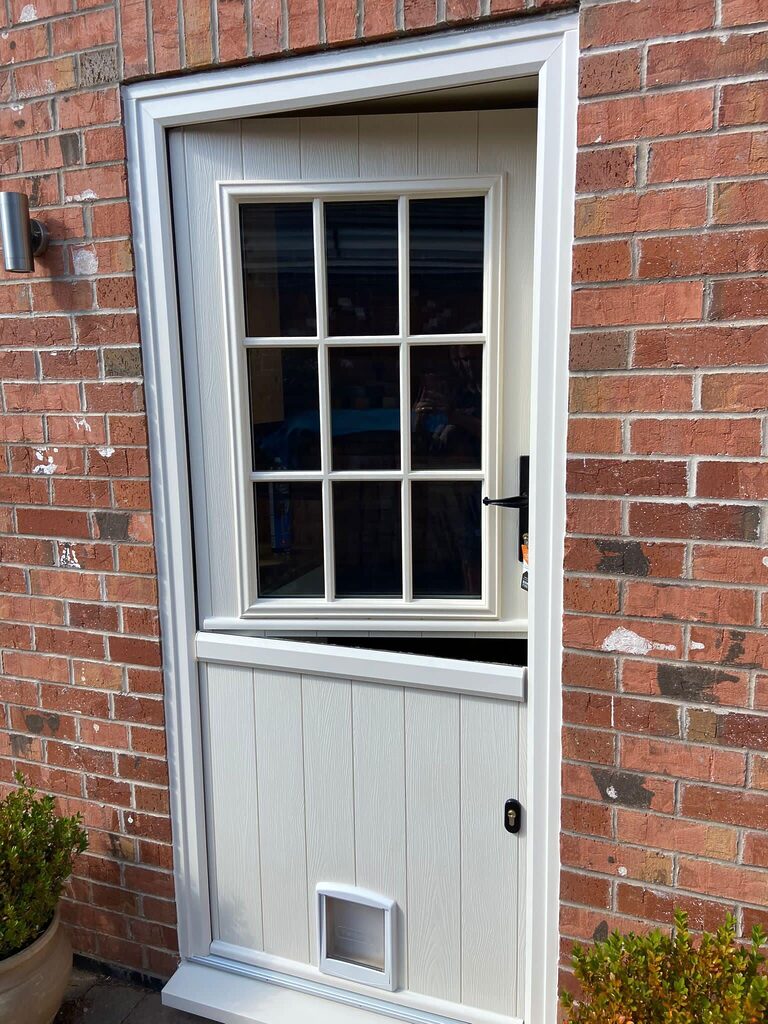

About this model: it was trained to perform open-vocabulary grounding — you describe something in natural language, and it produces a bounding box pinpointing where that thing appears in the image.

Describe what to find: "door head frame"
[124,14,578,1023]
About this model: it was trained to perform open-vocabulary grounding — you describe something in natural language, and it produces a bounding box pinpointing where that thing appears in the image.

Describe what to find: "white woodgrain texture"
[352,682,408,990]
[253,670,309,962]
[417,111,479,175]
[479,108,536,624]
[241,117,301,179]
[359,114,418,178]
[460,695,519,1014]
[302,675,356,964]
[203,663,263,950]
[405,688,461,1003]
[181,124,243,618]
[300,116,359,179]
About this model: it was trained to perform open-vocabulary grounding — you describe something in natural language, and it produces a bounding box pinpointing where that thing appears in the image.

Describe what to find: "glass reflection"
[248,348,320,471]
[255,482,324,597]
[241,203,317,337]
[325,201,399,336]
[330,347,400,470]
[333,481,402,597]
[409,196,485,335]
[412,481,481,598]
[411,344,482,469]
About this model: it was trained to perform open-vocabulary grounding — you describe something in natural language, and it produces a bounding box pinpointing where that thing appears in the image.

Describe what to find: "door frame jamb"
[123,15,578,1023]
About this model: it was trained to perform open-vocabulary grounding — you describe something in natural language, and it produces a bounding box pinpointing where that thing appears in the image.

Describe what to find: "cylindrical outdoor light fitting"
[0,191,49,273]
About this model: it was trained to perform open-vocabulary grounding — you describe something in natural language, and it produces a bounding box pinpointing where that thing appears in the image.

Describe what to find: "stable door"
[170,108,536,1024]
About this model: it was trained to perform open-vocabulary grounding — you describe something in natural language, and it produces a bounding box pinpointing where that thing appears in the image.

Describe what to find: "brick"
[581,0,713,48]
[621,736,746,785]
[649,133,768,183]
[687,626,768,668]
[77,313,139,345]
[325,0,356,41]
[693,545,768,585]
[624,580,755,626]
[567,497,623,536]
[570,374,692,413]
[641,230,768,279]
[697,460,768,500]
[573,241,631,283]
[711,278,768,320]
[569,331,630,371]
[58,88,120,130]
[564,577,620,615]
[578,90,714,146]
[633,327,768,368]
[616,886,736,932]
[575,188,707,238]
[563,614,683,659]
[613,696,680,738]
[121,0,149,76]
[52,9,117,54]
[64,164,127,204]
[648,32,768,88]
[630,417,761,457]
[622,659,750,708]
[678,858,768,907]
[364,0,395,33]
[628,502,760,542]
[3,651,68,683]
[576,146,636,192]
[572,283,703,327]
[564,537,684,579]
[567,458,687,497]
[616,809,737,859]
[109,638,162,668]
[0,24,48,64]
[714,180,768,226]
[14,57,76,98]
[720,0,766,23]
[561,834,673,885]
[17,509,90,539]
[567,417,623,454]
[720,81,768,128]
[579,49,641,99]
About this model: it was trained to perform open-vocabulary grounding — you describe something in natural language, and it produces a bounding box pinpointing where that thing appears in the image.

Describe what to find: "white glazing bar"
[249,470,486,482]
[314,198,335,601]
[398,196,413,601]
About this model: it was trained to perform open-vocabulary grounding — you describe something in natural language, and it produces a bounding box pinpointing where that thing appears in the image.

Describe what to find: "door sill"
[163,959,523,1024]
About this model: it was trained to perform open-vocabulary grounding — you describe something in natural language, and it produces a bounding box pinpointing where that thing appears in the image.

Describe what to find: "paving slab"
[55,969,217,1024]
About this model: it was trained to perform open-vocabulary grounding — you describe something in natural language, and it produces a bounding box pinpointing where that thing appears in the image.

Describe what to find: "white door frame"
[124,14,577,1024]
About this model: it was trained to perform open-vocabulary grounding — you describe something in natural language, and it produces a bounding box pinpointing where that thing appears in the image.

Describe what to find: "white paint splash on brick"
[601,626,676,656]
[690,640,705,650]
[18,4,37,21]
[762,557,768,569]
[617,866,628,877]
[65,189,98,203]
[32,448,58,475]
[97,445,115,458]
[72,247,99,276]
[606,785,618,800]
[59,542,81,569]
[72,416,92,432]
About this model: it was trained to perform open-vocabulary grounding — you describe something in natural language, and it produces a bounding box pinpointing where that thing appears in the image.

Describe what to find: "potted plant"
[561,910,768,1024]
[0,774,88,1024]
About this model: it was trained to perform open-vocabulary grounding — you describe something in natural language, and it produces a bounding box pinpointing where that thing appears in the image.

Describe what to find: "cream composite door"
[169,109,536,1024]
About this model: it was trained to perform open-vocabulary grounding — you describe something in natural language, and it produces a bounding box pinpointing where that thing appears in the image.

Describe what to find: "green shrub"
[0,773,88,960]
[561,910,768,1024]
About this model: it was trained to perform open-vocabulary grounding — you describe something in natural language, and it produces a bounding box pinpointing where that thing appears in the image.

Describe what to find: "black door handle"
[482,494,528,509]
[483,456,529,564]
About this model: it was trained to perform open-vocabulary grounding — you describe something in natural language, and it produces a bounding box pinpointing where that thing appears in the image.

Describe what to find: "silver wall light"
[0,191,49,273]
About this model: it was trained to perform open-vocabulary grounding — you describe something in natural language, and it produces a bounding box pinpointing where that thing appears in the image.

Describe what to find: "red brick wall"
[0,0,766,993]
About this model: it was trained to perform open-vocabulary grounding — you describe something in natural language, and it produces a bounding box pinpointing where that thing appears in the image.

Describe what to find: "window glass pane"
[333,482,402,597]
[410,344,482,470]
[412,481,481,597]
[409,196,485,335]
[249,348,320,471]
[241,203,317,337]
[255,482,324,597]
[325,201,399,336]
[330,346,400,470]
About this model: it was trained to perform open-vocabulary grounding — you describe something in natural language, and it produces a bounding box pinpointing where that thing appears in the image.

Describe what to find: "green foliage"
[561,910,768,1024]
[0,773,88,960]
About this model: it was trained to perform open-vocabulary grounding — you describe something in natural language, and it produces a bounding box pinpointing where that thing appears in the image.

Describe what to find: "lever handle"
[483,494,528,509]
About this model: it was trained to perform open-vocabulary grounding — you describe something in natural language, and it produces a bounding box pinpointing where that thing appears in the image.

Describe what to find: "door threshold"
[163,958,523,1024]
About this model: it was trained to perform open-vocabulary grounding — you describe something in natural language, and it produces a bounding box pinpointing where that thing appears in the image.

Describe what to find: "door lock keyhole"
[504,798,522,834]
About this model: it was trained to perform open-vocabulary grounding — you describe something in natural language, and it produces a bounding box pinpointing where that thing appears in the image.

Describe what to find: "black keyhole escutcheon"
[504,798,522,834]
